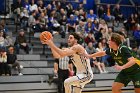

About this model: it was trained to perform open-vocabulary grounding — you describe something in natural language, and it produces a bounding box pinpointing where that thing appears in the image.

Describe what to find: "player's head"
[115,31,126,42]
[108,33,122,48]
[68,32,80,47]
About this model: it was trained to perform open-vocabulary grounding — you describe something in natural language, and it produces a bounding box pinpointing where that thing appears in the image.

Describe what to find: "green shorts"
[115,68,140,88]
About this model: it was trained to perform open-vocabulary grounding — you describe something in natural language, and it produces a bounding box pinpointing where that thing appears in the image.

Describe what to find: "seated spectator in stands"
[95,28,103,42]
[86,9,98,22]
[0,49,9,76]
[39,12,48,31]
[85,42,104,74]
[23,0,30,13]
[66,14,76,33]
[29,0,38,12]
[78,9,86,22]
[84,19,96,34]
[76,21,85,35]
[128,13,138,31]
[4,35,13,50]
[66,3,74,18]
[84,31,96,45]
[104,4,115,25]
[20,8,29,29]
[113,4,124,26]
[37,0,46,13]
[48,11,60,34]
[98,5,105,19]
[28,10,36,32]
[0,31,6,50]
[0,20,9,35]
[7,46,23,76]
[98,19,109,40]
[59,15,67,38]
[95,42,108,73]
[14,29,30,54]
[133,25,140,47]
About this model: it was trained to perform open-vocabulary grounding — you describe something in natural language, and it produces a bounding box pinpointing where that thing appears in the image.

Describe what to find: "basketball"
[40,31,52,42]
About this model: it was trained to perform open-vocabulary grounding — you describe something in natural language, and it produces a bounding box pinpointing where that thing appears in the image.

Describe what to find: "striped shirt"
[59,56,70,70]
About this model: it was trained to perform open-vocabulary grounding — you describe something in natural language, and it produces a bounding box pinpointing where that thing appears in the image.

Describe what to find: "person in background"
[14,29,30,54]
[7,46,23,76]
[0,49,9,76]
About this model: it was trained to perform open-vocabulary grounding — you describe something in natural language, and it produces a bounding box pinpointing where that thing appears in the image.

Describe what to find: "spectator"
[86,9,98,22]
[133,25,140,47]
[95,42,108,73]
[20,8,29,29]
[84,32,96,45]
[98,19,109,40]
[4,35,13,50]
[0,31,6,50]
[0,49,9,76]
[7,46,23,76]
[14,29,30,54]
[104,4,115,21]
[66,3,74,18]
[37,0,46,13]
[113,4,124,26]
[85,42,104,73]
[76,21,85,35]
[29,0,38,12]
[66,14,76,33]
[28,10,36,32]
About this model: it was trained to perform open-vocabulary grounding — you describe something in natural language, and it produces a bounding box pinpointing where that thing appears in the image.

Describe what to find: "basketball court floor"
[83,90,134,93]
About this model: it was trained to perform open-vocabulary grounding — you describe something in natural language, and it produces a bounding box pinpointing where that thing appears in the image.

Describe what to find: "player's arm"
[42,39,76,57]
[122,57,136,69]
[114,57,136,70]
[50,48,61,58]
[114,47,137,70]
[86,51,106,58]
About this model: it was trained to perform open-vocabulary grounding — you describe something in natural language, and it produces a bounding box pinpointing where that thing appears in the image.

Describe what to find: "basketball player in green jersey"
[85,33,140,93]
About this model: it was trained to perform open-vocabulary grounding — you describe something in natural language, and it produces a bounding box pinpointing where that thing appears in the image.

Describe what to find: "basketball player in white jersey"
[41,32,93,93]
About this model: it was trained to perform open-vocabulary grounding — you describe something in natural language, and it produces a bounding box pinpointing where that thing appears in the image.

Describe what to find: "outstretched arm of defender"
[85,51,106,58]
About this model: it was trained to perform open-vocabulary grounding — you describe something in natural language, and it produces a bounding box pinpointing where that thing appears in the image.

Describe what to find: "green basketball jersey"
[106,44,139,74]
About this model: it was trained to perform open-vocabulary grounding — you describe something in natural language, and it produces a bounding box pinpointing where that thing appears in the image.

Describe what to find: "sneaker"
[18,73,23,76]
[103,71,108,73]
[53,73,58,79]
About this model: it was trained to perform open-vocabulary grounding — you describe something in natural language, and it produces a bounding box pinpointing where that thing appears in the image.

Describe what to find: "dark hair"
[111,33,122,46]
[70,32,80,42]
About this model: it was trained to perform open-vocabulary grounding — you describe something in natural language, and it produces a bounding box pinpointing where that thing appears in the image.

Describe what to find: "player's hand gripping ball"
[40,31,52,42]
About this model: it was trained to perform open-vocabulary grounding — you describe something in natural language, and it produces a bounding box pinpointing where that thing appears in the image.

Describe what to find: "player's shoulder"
[71,44,85,52]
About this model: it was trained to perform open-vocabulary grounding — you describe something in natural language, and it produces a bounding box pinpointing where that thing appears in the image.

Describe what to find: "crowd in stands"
[0,0,139,84]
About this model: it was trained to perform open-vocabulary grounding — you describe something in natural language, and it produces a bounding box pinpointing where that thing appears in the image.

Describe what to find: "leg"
[112,82,124,93]
[64,76,80,93]
[73,86,82,93]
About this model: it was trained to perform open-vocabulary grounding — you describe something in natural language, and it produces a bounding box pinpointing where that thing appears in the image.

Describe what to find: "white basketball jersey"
[70,50,93,79]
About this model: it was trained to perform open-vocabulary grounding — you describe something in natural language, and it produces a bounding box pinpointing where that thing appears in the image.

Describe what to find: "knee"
[64,79,70,87]
[112,84,121,92]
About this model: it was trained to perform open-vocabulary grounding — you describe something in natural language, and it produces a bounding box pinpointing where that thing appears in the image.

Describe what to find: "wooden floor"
[83,90,134,93]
